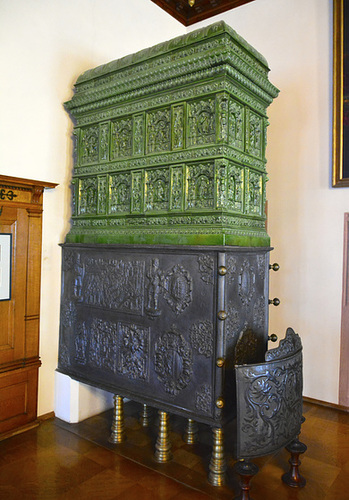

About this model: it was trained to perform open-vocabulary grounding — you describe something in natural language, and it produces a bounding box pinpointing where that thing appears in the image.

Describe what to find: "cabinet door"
[0,206,28,367]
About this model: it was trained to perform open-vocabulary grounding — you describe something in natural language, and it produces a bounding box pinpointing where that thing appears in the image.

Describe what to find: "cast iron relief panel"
[58,246,222,420]
[222,251,270,392]
[64,21,278,246]
[154,326,193,396]
[235,329,303,459]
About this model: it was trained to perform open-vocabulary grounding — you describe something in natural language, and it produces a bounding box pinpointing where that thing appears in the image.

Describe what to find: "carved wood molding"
[150,0,256,26]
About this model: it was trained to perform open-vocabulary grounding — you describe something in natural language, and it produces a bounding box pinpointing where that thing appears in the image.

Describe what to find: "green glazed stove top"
[65,21,279,246]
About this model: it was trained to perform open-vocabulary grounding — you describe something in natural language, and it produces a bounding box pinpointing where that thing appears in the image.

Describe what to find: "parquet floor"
[0,400,348,499]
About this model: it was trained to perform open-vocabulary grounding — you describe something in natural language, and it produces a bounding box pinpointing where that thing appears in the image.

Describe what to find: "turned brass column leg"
[154,410,172,462]
[108,394,125,444]
[208,427,226,486]
[183,418,198,444]
[140,404,151,427]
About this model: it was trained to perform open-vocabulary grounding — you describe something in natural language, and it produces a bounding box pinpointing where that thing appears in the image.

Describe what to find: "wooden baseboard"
[38,411,55,422]
[303,396,349,413]
[0,420,40,442]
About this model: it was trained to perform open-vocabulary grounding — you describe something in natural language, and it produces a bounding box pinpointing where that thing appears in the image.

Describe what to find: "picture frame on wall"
[333,0,349,187]
[0,233,12,301]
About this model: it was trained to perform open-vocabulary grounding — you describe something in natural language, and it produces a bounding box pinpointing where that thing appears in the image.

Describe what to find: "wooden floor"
[0,400,348,499]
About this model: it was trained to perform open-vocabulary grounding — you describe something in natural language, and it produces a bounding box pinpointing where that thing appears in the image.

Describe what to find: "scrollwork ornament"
[238,259,256,306]
[265,328,302,362]
[226,255,237,284]
[195,384,212,414]
[197,254,214,285]
[237,351,303,457]
[253,296,266,331]
[189,320,214,357]
[154,328,193,395]
[163,264,193,315]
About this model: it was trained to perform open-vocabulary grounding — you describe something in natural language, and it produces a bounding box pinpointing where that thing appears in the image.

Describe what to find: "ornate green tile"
[65,21,278,246]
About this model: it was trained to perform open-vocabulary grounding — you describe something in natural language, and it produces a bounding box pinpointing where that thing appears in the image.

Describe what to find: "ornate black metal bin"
[58,244,271,427]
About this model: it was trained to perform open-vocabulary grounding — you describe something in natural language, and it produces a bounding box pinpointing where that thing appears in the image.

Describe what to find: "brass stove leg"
[109,394,125,444]
[208,427,226,486]
[140,403,151,427]
[183,418,198,444]
[154,410,172,462]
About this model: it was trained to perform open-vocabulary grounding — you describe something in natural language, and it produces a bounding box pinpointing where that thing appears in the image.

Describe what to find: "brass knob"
[269,263,280,271]
[216,358,225,367]
[216,398,224,409]
[217,310,227,320]
[218,266,227,276]
[269,298,280,306]
[268,334,278,342]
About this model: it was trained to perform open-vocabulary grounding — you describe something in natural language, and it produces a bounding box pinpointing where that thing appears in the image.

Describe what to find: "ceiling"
[150,0,256,26]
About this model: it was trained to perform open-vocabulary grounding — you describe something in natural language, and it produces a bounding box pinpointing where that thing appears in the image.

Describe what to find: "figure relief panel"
[99,122,110,161]
[246,110,263,158]
[145,258,164,319]
[97,175,108,215]
[131,171,143,213]
[215,160,227,209]
[74,320,88,365]
[146,108,171,154]
[170,166,184,211]
[109,173,131,214]
[70,179,78,216]
[145,168,169,212]
[245,170,263,216]
[228,98,244,151]
[133,114,145,156]
[79,177,98,215]
[145,259,193,318]
[118,322,150,381]
[187,98,216,146]
[111,117,133,159]
[172,104,185,150]
[81,256,145,314]
[80,125,99,165]
[217,94,228,143]
[186,163,215,210]
[227,163,244,213]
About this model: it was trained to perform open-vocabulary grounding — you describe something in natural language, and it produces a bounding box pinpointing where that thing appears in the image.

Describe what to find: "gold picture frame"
[333,0,349,186]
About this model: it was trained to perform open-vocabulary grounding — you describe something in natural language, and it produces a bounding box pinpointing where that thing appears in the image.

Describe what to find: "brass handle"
[268,334,278,342]
[269,263,280,271]
[269,298,280,306]
[216,358,225,367]
[218,266,227,276]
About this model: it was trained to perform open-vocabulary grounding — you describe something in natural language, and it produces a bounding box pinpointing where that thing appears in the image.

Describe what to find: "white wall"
[0,0,185,417]
[197,0,342,404]
[0,0,344,416]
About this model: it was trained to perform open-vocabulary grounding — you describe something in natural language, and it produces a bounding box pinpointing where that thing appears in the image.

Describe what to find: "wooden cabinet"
[0,175,56,439]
